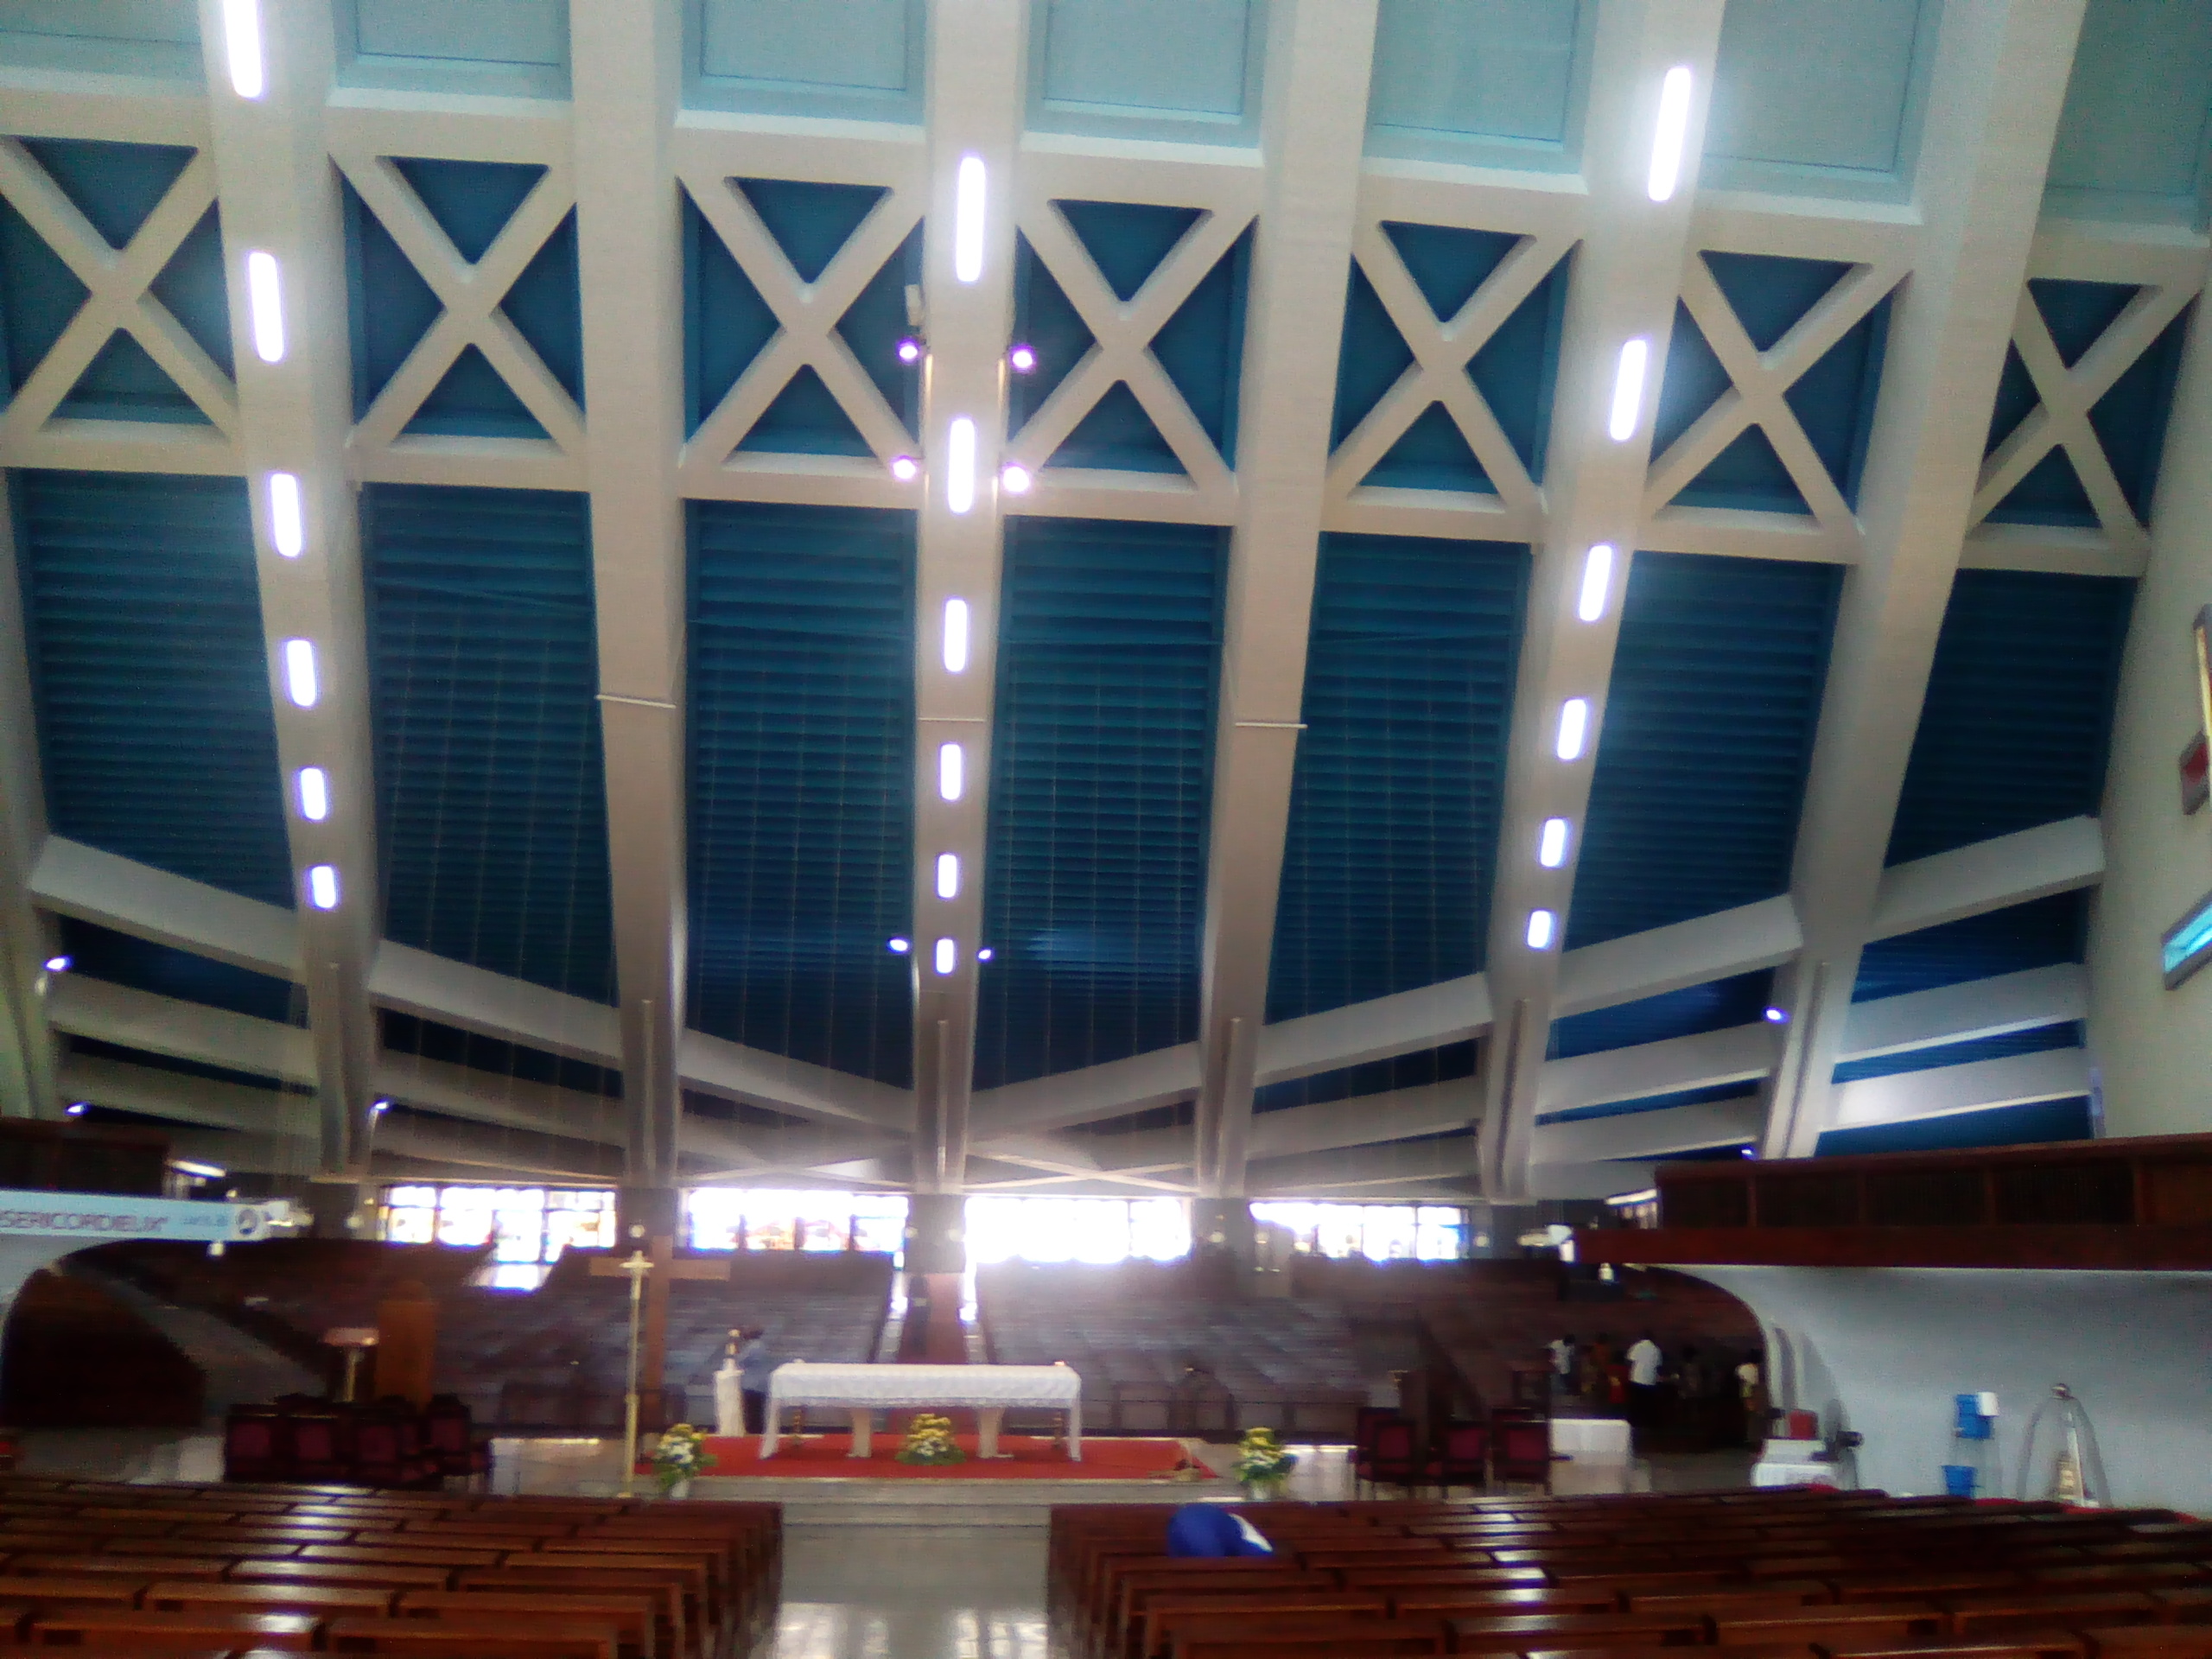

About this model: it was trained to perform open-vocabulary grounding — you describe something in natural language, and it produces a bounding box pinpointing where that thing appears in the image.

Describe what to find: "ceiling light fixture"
[933,938,957,976]
[1537,817,1571,868]
[282,639,319,708]
[1647,66,1695,202]
[246,251,285,363]
[43,956,69,974]
[887,938,911,954]
[1526,909,1557,950]
[65,1102,86,1116]
[943,598,969,673]
[1764,1006,1790,1025]
[305,863,340,910]
[268,472,303,558]
[1577,543,1614,622]
[946,416,976,513]
[896,336,923,365]
[976,947,994,962]
[1608,339,1647,442]
[936,853,960,899]
[1007,343,1036,373]
[889,454,919,483]
[954,156,986,283]
[938,741,964,801]
[222,0,264,98]
[1554,697,1589,761]
[296,766,329,822]
[1001,463,1032,495]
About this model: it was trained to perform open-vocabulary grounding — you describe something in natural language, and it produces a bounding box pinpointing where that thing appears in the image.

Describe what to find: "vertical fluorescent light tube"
[1608,339,1648,441]
[282,639,319,708]
[954,155,986,283]
[306,864,340,910]
[268,472,303,558]
[1537,817,1570,868]
[1647,66,1694,201]
[222,0,264,98]
[1555,697,1589,760]
[1577,543,1614,622]
[296,766,329,822]
[938,742,964,801]
[936,853,960,899]
[946,417,976,514]
[1526,909,1557,950]
[246,251,285,363]
[933,938,957,976]
[943,599,970,673]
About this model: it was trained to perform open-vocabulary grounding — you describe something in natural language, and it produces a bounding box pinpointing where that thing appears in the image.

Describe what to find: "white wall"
[2088,296,2212,1137]
[1696,1266,2212,1510]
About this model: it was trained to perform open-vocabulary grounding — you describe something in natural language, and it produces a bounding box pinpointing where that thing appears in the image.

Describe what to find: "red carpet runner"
[672,1433,1211,1481]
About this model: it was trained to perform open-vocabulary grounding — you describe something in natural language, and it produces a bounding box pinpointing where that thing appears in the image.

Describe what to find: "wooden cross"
[590,1236,729,1422]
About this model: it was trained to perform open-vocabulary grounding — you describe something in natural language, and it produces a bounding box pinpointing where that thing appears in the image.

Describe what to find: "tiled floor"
[774,1525,1050,1659]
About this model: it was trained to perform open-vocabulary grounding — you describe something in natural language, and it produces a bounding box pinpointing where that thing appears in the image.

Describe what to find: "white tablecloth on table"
[760,1362,1084,1458]
[713,1365,743,1438]
[1549,1417,1632,1460]
[1753,1459,1840,1488]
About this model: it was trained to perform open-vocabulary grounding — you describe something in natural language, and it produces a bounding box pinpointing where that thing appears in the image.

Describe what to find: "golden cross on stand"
[590,1237,729,1495]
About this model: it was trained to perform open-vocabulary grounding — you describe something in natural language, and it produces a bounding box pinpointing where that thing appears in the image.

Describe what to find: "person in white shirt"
[1625,1332,1663,1437]
[1548,1335,1576,1397]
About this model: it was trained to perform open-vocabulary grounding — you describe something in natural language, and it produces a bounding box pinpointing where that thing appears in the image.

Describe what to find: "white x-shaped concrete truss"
[0,138,236,448]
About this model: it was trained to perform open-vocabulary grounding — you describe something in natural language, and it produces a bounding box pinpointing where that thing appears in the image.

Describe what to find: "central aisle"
[774,1523,1050,1659]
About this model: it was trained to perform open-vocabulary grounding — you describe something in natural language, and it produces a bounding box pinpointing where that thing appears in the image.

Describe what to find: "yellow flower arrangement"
[894,1412,967,1465]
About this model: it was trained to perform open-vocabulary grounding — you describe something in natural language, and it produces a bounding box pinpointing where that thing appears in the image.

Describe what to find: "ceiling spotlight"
[1007,343,1037,373]
[372,1098,391,1115]
[887,938,911,954]
[65,1102,86,1116]
[1764,1007,1790,1025]
[43,956,69,974]
[896,337,924,365]
[976,948,994,962]
[1740,1147,1757,1159]
[889,454,920,483]
[1001,464,1033,495]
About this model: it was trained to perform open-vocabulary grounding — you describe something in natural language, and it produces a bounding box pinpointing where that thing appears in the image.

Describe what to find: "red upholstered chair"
[287,1409,355,1483]
[223,1406,287,1483]
[1491,1414,1552,1491]
[1357,1420,1421,1496]
[423,1395,491,1481]
[1424,1421,1491,1494]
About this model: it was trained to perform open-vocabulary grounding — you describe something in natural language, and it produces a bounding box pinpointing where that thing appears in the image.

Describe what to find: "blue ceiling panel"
[1548,971,1773,1061]
[0,2,200,79]
[690,0,921,120]
[1536,1082,1756,1127]
[14,469,291,908]
[689,501,915,1085]
[1031,0,1261,143]
[1815,1095,2093,1157]
[2088,302,2190,524]
[345,0,569,98]
[975,518,1225,1089]
[1567,552,1840,949]
[381,1010,621,1098]
[1333,233,1569,491]
[362,483,614,1005]
[69,1035,288,1095]
[1367,1,1588,169]
[1653,302,1729,459]
[0,139,230,424]
[1885,569,2133,864]
[2045,0,2212,224]
[55,915,299,1026]
[1267,533,1527,1023]
[1832,1020,2081,1085]
[1853,891,2088,1003]
[1251,1040,1476,1116]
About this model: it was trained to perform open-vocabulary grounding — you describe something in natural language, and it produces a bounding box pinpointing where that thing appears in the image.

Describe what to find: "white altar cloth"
[760,1361,1084,1459]
[1550,1417,1632,1460]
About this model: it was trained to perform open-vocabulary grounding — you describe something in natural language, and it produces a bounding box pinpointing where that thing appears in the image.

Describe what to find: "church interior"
[0,0,2209,1656]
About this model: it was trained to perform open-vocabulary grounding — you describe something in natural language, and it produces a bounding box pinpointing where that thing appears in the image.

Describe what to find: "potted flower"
[650,1422,715,1497]
[1232,1426,1296,1499]
[894,1412,967,1465]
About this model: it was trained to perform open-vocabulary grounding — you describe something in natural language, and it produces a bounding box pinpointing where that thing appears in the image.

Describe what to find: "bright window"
[378,1185,615,1288]
[683,1190,909,1257]
[1250,1201,1471,1262]
[965,1197,1192,1266]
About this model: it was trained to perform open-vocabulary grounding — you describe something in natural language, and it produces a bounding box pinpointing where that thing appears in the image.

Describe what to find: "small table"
[760,1361,1084,1460]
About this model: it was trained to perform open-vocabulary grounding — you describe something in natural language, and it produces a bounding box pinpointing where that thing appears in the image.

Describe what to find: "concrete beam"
[0,479,60,1117]
[1832,1045,2094,1130]
[1554,895,1802,1018]
[48,974,315,1087]
[1533,1095,1764,1164]
[1839,963,2088,1061]
[1536,1020,1780,1116]
[1866,817,2105,942]
[1254,976,1492,1087]
[32,838,299,980]
[1191,0,1378,1199]
[967,1043,1200,1139]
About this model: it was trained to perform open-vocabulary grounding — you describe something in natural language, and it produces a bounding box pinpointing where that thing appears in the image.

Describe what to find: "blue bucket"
[1941,1464,1977,1497]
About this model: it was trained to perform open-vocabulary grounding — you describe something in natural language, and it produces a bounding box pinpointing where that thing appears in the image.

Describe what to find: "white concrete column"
[569,3,689,1187]
[1761,0,2089,1158]
[1476,0,1726,1200]
[909,0,1025,1194]
[1191,0,1380,1200]
[0,503,60,1119]
[197,0,380,1173]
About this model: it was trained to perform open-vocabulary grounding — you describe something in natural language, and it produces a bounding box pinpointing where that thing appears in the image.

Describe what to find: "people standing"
[1548,1333,1577,1398]
[1583,1332,1614,1402]
[1625,1331,1663,1434]
[735,1325,773,1436]
[1737,1352,1767,1446]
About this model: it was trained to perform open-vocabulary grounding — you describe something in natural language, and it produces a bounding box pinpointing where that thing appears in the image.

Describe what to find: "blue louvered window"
[363,484,615,1004]
[16,470,291,907]
[975,518,1225,1087]
[688,502,915,1085]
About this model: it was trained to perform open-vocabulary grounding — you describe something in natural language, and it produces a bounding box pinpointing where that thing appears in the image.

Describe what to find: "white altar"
[757,1361,1084,1459]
